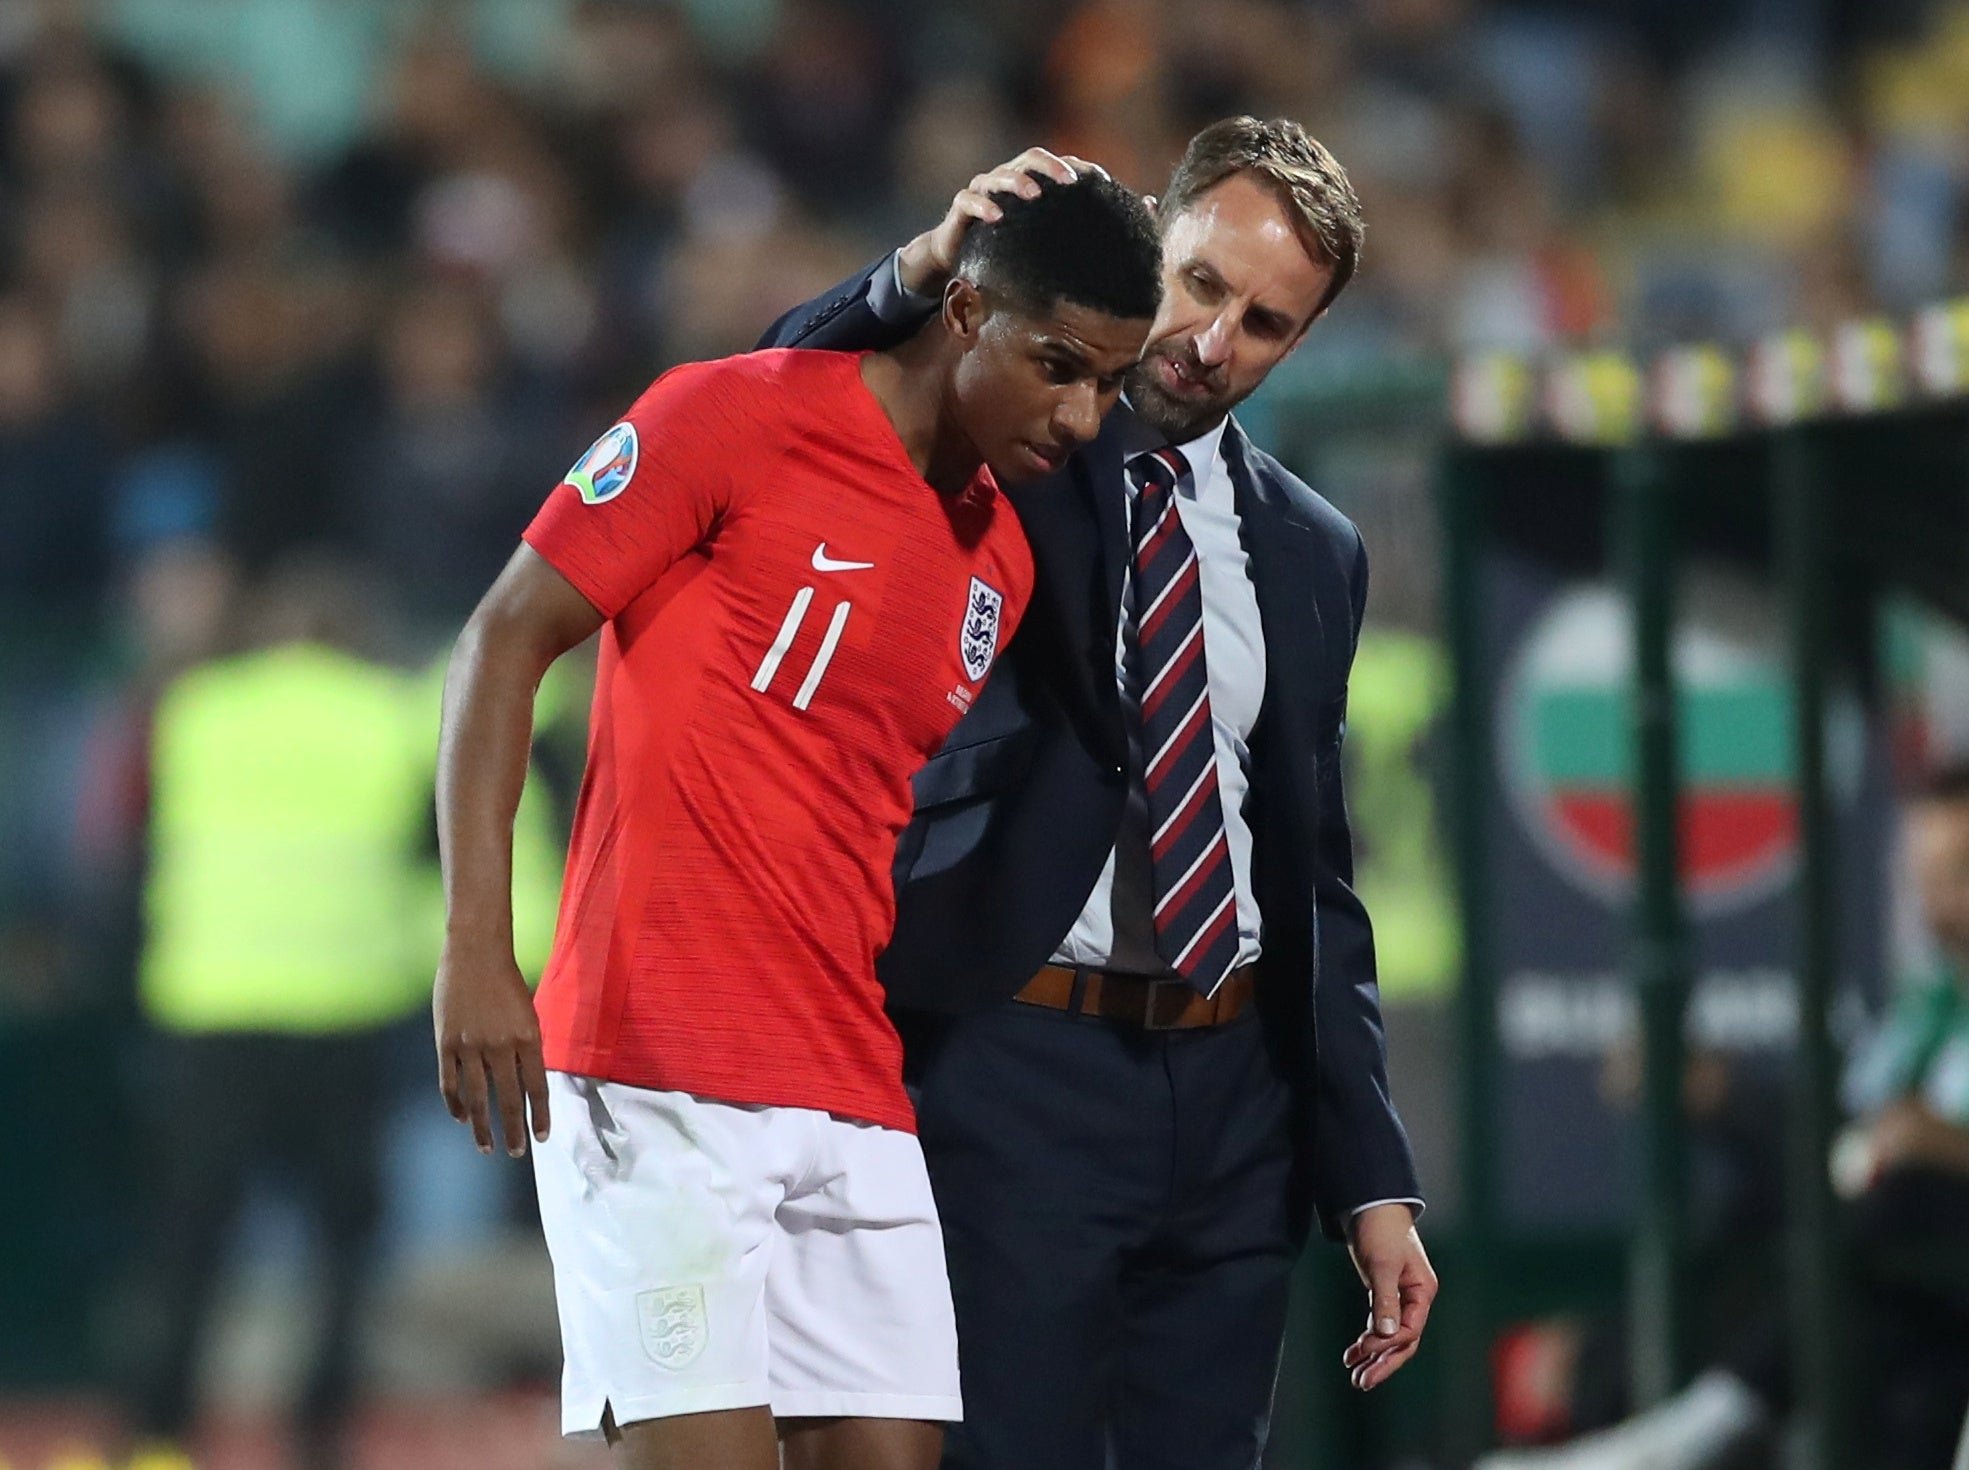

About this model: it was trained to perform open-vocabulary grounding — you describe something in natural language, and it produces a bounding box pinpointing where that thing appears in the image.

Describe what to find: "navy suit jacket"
[758,262,1420,1239]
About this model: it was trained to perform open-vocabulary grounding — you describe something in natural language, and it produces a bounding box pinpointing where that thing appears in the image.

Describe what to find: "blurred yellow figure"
[118,557,427,1470]
[140,624,427,1035]
[1345,629,1459,1002]
[41,1449,114,1470]
[121,1446,196,1470]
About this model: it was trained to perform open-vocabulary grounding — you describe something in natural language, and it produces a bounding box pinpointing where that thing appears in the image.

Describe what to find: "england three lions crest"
[636,1285,707,1370]
[960,576,1004,683]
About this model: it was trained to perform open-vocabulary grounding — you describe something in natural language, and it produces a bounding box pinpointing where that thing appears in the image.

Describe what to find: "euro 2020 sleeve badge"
[563,422,639,505]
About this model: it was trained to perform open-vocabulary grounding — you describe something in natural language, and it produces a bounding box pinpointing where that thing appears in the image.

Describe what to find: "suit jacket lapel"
[1222,420,1326,725]
[1006,420,1131,764]
[1221,420,1331,962]
[1085,427,1130,617]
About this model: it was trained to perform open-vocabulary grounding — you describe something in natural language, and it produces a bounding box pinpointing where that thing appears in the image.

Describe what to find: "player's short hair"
[955,171,1162,324]
[1161,116,1364,318]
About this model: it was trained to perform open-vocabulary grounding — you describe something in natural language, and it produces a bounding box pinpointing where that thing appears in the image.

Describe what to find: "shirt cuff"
[1349,1197,1425,1224]
[870,249,940,325]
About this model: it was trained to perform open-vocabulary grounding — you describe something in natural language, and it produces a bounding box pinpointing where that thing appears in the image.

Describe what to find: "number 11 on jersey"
[752,587,852,711]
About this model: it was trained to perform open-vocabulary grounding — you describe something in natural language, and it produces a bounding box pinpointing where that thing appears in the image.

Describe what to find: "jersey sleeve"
[524,358,763,618]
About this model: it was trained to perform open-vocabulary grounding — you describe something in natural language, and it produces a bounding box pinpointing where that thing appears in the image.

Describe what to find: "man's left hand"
[1342,1203,1437,1391]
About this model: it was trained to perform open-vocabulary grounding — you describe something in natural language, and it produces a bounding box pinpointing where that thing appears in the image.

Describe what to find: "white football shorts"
[532,1070,962,1437]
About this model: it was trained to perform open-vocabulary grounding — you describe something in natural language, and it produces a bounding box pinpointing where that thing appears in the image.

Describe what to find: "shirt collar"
[1170,417,1230,502]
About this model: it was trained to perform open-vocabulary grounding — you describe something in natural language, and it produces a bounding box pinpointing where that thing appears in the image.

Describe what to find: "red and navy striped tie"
[1127,447,1241,996]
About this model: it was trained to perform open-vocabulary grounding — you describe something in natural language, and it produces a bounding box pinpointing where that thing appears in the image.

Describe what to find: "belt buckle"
[1140,978,1192,1031]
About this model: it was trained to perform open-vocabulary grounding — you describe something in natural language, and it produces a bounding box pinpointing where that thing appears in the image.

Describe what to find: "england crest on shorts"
[636,1285,708,1370]
[960,576,1004,683]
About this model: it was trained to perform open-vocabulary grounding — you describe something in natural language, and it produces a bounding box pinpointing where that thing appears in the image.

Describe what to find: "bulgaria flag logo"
[1501,571,1834,913]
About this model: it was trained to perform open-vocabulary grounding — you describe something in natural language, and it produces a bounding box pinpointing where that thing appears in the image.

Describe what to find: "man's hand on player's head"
[434,946,551,1157]
[896,147,1110,296]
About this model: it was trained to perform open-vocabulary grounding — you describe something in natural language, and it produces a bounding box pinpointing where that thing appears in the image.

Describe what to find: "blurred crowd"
[0,0,1965,1461]
[3,0,1969,1012]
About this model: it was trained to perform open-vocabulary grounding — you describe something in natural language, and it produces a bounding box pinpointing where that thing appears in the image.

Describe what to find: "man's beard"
[1124,343,1240,444]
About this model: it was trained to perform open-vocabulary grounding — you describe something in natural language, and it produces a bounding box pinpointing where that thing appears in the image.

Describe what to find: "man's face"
[1910,797,1969,970]
[950,294,1151,483]
[1128,172,1336,444]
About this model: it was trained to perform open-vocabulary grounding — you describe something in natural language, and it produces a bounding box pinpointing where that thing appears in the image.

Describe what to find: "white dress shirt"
[1052,415,1267,974]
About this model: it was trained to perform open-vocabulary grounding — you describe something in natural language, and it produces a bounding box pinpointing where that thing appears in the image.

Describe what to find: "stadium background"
[4,0,1969,1465]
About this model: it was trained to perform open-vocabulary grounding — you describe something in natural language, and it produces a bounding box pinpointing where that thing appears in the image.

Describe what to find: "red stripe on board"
[1549,789,1797,885]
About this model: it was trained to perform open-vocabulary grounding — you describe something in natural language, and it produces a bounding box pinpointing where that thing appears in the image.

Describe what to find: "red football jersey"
[523,349,1032,1132]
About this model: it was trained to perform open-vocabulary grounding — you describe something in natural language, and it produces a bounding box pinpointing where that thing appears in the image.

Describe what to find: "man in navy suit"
[761,117,1436,1470]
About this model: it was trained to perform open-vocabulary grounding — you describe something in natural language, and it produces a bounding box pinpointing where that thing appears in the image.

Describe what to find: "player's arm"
[1865,1097,1969,1180]
[434,545,602,1156]
[755,148,1091,351]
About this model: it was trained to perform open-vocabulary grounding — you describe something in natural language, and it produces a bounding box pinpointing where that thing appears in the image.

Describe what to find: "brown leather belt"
[1014,963,1256,1030]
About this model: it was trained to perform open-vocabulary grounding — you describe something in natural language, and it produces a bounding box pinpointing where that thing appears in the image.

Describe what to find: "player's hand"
[1342,1203,1436,1391]
[1864,1097,1969,1178]
[434,945,550,1157]
[896,147,1110,296]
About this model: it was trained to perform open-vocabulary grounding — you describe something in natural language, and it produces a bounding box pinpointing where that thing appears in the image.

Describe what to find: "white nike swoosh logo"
[811,543,876,573]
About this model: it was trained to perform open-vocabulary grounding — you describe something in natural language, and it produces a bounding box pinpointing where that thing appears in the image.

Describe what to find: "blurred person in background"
[0,291,112,1014]
[0,292,111,632]
[1834,762,1969,1468]
[308,29,503,262]
[432,173,1158,1470]
[114,554,430,1470]
[333,274,558,648]
[1480,762,1969,1470]
[761,120,1434,1470]
[161,256,360,572]
[68,517,239,1013]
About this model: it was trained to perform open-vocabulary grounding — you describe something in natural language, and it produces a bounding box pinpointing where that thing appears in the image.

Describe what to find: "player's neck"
[863,339,981,497]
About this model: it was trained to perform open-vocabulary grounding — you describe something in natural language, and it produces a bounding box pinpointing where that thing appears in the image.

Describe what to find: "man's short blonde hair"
[1161,116,1364,319]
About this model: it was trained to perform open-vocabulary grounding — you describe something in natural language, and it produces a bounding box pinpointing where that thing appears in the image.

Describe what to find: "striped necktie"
[1127,447,1240,995]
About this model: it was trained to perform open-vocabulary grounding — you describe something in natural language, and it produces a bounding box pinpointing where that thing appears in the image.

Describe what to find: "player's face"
[952,297,1151,483]
[1128,172,1336,444]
